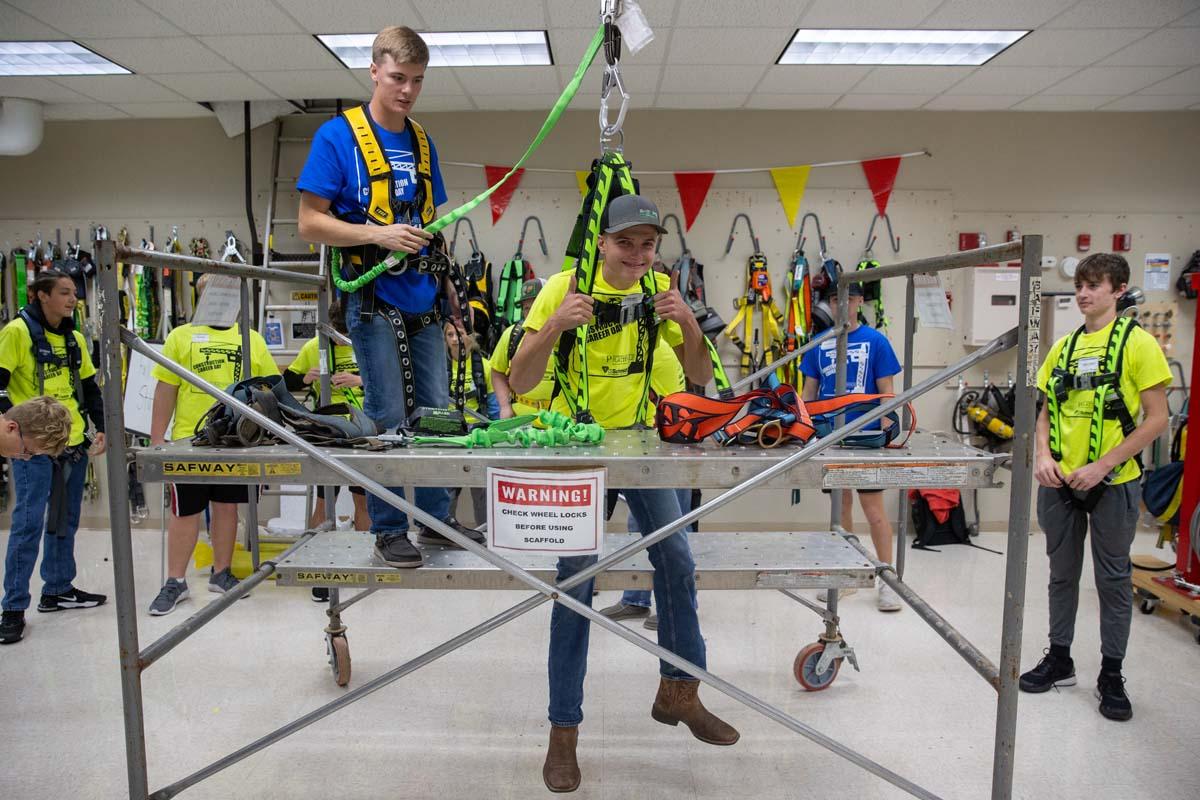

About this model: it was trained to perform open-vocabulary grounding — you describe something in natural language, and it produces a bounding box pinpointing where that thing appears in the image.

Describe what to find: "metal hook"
[517,215,548,258]
[598,65,629,153]
[794,212,826,257]
[724,213,760,257]
[864,213,900,256]
[659,213,688,257]
[450,217,479,259]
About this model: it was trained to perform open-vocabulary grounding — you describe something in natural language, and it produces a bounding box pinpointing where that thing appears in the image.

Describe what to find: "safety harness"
[781,247,813,387]
[18,304,84,408]
[722,215,784,382]
[1045,316,1140,510]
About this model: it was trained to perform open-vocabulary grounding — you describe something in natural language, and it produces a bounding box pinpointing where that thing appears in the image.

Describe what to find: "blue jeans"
[3,453,88,611]
[548,487,705,727]
[345,290,450,533]
[622,488,697,609]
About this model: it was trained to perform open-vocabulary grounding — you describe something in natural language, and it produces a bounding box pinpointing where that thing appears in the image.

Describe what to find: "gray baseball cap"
[601,194,668,235]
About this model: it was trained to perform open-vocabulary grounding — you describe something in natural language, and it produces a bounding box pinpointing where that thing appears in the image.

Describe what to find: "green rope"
[409,411,605,448]
[333,26,605,295]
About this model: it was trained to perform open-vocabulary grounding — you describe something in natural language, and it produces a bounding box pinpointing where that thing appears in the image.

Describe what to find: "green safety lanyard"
[856,258,886,330]
[332,26,605,295]
[409,410,605,448]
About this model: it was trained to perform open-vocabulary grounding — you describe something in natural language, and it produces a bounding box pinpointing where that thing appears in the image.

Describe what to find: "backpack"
[910,489,1002,554]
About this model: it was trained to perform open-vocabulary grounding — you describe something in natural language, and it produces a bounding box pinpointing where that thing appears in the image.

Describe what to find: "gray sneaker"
[598,602,650,621]
[148,578,189,616]
[208,567,248,598]
[643,613,658,631]
[374,533,423,568]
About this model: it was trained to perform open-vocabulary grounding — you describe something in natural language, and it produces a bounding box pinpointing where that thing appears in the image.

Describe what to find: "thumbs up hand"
[549,273,595,332]
[654,269,691,326]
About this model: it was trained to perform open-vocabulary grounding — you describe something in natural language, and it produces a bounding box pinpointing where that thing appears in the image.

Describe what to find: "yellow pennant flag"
[770,165,811,227]
[575,171,590,198]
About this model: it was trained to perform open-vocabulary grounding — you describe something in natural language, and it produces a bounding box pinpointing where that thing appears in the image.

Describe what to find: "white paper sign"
[191,273,242,328]
[123,343,171,437]
[487,467,605,555]
[913,274,953,329]
[1144,253,1171,292]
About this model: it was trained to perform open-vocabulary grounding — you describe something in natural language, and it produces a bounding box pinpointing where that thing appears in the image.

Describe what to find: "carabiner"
[599,65,629,151]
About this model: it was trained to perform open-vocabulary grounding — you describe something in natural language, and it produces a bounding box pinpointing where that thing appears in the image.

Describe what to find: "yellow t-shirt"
[1036,319,1171,485]
[490,323,554,415]
[523,269,683,429]
[450,352,494,412]
[152,324,280,441]
[0,318,96,446]
[287,337,363,410]
[645,338,686,426]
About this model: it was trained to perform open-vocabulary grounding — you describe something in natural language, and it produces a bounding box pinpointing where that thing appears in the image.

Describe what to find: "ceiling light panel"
[318,31,552,68]
[0,41,129,76]
[778,29,1029,66]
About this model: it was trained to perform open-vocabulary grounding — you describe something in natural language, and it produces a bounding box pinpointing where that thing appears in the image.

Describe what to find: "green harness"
[409,411,604,448]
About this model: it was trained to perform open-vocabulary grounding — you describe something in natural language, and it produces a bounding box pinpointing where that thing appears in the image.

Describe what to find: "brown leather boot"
[542,725,581,793]
[651,678,740,745]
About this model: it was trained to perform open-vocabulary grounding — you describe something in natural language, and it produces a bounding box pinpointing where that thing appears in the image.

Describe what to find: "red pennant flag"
[484,164,525,225]
[673,172,716,231]
[861,156,902,216]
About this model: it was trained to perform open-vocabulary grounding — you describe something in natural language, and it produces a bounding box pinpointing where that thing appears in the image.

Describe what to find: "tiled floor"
[1,527,1196,800]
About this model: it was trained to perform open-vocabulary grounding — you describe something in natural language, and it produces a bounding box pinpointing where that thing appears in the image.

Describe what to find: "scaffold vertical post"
[95,238,150,800]
[991,235,1042,800]
[239,277,261,568]
[897,273,916,579]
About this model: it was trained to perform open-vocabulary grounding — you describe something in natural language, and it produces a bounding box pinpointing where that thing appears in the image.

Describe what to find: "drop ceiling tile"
[920,0,1076,28]
[406,95,474,112]
[112,101,214,118]
[1043,66,1183,94]
[654,92,749,109]
[666,28,793,65]
[756,65,873,94]
[646,65,768,94]
[472,93,575,110]
[672,0,808,28]
[989,28,1154,67]
[0,3,68,39]
[1172,8,1200,25]
[199,34,341,72]
[744,93,840,109]
[548,0,679,27]
[1013,94,1119,110]
[43,102,129,119]
[850,67,974,94]
[1140,66,1200,94]
[922,94,1023,110]
[0,76,95,103]
[1049,0,1200,28]
[82,37,234,74]
[1099,94,1200,111]
[835,94,933,110]
[251,70,365,99]
[557,63,662,95]
[418,1,548,30]
[1099,28,1200,67]
[453,66,561,95]
[49,75,187,103]
[147,0,304,35]
[549,27,666,66]
[946,66,1078,95]
[6,0,182,38]
[270,0,419,32]
[800,0,942,28]
[149,72,281,101]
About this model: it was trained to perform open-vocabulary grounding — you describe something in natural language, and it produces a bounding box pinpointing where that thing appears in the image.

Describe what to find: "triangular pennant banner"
[673,172,716,230]
[769,165,811,228]
[861,156,902,216]
[484,164,524,225]
[575,171,590,198]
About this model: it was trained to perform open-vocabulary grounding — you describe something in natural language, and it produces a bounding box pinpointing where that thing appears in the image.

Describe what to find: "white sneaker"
[877,583,902,612]
[817,587,858,603]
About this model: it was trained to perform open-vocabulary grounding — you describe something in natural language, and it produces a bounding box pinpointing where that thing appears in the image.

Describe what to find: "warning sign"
[291,291,318,302]
[487,467,605,555]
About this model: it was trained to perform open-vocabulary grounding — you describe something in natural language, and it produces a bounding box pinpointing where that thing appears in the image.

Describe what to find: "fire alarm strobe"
[1112,233,1132,252]
[1076,234,1091,252]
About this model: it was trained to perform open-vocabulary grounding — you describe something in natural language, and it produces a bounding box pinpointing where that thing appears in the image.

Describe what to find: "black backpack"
[911,491,1002,554]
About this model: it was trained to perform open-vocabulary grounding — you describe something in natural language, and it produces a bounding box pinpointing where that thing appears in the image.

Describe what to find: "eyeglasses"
[14,423,37,459]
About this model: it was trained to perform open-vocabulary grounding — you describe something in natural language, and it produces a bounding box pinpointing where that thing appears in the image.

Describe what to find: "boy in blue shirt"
[801,280,903,612]
[297,26,483,569]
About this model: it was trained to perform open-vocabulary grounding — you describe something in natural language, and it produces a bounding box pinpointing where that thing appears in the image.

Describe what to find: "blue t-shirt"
[297,110,448,313]
[800,325,901,429]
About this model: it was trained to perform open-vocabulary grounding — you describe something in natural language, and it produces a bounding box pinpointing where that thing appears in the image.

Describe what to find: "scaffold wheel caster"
[327,633,351,687]
[1138,596,1159,615]
[793,642,840,691]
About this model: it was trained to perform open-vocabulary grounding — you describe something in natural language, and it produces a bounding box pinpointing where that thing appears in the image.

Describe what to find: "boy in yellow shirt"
[491,279,553,418]
[1021,253,1170,722]
[147,275,280,616]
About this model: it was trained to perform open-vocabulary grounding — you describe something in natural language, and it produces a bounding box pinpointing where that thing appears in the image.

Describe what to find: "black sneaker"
[1096,671,1133,721]
[415,517,486,549]
[1018,649,1077,693]
[374,533,423,568]
[0,610,25,644]
[37,586,107,613]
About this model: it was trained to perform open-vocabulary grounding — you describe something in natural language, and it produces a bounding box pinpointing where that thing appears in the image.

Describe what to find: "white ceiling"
[1,0,1198,120]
